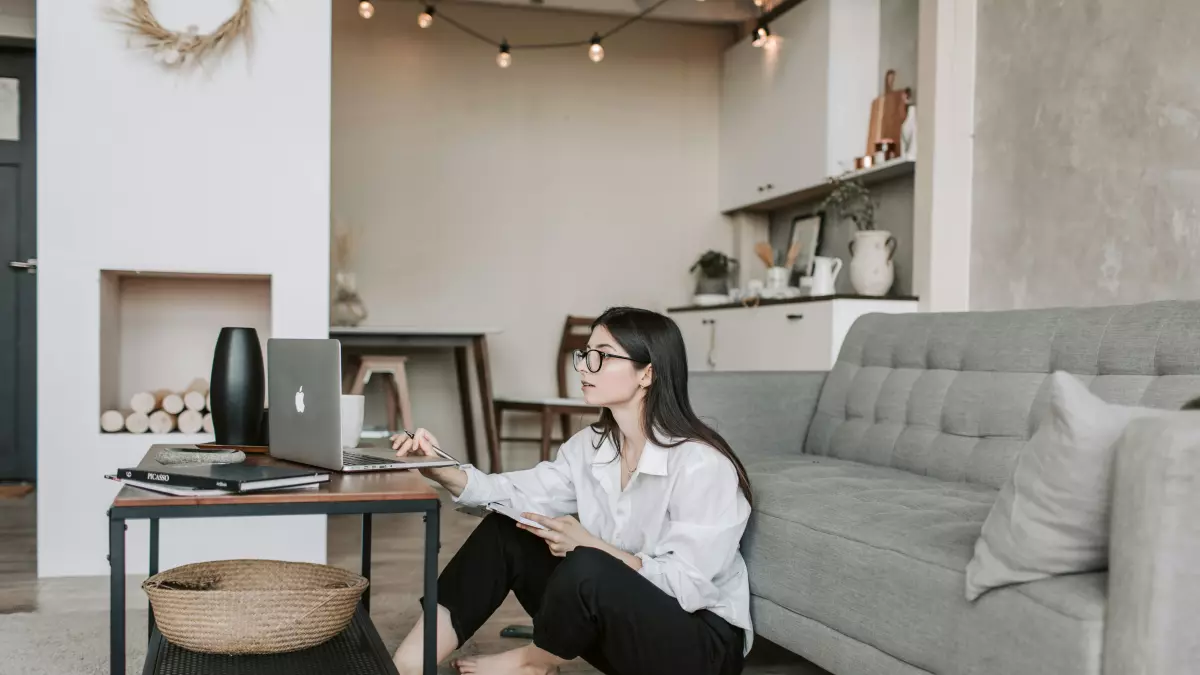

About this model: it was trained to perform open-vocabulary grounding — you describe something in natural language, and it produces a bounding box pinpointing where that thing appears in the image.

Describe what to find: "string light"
[376,0,683,67]
[588,34,604,63]
[752,22,772,48]
[418,5,436,28]
[358,1,375,19]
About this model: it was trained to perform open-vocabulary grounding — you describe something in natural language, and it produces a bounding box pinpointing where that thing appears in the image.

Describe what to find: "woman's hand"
[390,428,460,484]
[518,514,601,557]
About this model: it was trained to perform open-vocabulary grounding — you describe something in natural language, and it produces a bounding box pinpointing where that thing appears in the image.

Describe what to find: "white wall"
[913,0,975,312]
[38,0,331,577]
[332,2,733,464]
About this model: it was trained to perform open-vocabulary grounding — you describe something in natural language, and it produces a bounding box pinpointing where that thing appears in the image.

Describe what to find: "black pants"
[430,513,744,675]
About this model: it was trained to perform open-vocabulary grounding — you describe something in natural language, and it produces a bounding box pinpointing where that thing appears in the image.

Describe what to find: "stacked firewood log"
[100,378,214,435]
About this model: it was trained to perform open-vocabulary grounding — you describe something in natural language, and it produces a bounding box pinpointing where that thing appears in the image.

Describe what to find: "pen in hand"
[400,429,460,465]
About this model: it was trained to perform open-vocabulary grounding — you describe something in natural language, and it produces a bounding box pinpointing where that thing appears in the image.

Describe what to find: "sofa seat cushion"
[743,456,1105,675]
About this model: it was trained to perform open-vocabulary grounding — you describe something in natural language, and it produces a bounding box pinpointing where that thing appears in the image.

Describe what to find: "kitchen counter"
[667,294,919,314]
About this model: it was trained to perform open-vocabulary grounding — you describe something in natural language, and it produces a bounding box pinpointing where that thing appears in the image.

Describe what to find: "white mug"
[340,394,365,449]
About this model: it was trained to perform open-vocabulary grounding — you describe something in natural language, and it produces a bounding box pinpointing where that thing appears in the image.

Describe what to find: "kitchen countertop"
[666,294,919,313]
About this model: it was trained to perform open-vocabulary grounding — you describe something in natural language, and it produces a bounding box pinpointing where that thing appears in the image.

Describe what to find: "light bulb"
[497,43,512,68]
[753,0,763,6]
[752,24,771,48]
[588,35,604,63]
[358,1,375,19]
[418,6,435,28]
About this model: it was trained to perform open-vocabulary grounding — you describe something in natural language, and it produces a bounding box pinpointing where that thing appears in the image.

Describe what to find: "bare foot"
[453,646,560,675]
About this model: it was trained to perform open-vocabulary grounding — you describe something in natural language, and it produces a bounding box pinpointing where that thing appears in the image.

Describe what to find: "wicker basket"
[143,559,368,655]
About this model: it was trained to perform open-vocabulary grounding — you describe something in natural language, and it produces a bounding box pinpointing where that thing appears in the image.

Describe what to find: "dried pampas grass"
[112,0,257,68]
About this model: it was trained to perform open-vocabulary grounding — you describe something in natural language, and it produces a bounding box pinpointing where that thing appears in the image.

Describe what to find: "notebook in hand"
[115,463,330,493]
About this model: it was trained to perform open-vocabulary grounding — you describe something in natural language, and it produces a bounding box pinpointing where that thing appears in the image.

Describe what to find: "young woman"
[390,306,754,675]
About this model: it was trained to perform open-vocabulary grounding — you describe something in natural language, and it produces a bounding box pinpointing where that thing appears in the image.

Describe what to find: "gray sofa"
[689,301,1200,675]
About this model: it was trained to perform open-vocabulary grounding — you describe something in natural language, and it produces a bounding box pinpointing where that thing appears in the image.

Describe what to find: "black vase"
[209,327,265,446]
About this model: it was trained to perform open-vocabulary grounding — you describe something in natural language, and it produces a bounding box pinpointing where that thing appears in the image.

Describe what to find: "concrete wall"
[971,0,1200,309]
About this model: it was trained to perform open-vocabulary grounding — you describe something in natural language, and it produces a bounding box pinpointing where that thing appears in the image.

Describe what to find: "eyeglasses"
[572,348,644,374]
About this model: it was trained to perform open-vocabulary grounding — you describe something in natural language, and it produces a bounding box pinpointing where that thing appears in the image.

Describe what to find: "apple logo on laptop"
[294,386,305,414]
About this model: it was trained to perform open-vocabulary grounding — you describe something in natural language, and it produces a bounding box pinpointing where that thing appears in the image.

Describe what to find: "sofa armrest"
[687,371,827,466]
[1103,416,1200,675]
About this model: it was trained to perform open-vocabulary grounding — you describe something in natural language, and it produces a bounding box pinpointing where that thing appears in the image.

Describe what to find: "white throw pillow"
[964,371,1164,601]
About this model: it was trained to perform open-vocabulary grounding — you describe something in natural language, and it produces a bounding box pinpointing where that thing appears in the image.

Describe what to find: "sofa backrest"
[804,301,1200,489]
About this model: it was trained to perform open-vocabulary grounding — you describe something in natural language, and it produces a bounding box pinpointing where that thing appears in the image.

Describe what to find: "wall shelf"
[99,270,272,435]
[726,158,915,215]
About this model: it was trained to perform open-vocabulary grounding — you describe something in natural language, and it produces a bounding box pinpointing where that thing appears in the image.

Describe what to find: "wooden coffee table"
[108,445,441,675]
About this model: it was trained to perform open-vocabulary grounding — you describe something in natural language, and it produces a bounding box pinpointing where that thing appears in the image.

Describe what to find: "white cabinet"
[672,297,917,372]
[718,0,881,213]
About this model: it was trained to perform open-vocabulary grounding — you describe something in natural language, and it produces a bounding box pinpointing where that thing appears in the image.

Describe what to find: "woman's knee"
[545,546,622,597]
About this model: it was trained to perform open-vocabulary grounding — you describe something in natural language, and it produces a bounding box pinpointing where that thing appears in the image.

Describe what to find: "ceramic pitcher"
[810,256,843,296]
[849,230,897,296]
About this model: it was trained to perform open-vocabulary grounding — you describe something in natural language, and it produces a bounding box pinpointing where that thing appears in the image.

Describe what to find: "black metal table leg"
[149,519,159,576]
[423,502,439,675]
[361,513,372,613]
[148,518,159,640]
[109,514,125,675]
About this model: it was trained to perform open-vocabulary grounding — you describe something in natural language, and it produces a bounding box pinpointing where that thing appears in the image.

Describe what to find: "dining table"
[330,326,503,472]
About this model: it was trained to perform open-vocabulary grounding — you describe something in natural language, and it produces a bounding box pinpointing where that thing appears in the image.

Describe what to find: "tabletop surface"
[110,444,439,509]
[329,326,502,337]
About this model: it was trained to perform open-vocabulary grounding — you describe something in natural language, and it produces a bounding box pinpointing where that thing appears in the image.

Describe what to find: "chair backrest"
[805,300,1200,489]
[557,316,596,398]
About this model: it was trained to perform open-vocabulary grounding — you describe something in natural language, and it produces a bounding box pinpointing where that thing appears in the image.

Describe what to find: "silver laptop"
[266,338,458,473]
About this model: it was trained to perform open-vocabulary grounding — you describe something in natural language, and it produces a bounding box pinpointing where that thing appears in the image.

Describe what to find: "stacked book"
[106,463,330,497]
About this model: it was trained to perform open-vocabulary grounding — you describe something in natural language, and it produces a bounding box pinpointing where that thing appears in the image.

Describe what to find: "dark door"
[0,45,35,482]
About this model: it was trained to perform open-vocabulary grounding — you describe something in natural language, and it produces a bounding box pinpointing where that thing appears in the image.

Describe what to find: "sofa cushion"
[743,455,1105,674]
[806,302,1200,489]
[966,371,1168,601]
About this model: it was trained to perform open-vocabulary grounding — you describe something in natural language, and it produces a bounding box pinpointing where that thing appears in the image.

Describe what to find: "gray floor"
[0,481,826,675]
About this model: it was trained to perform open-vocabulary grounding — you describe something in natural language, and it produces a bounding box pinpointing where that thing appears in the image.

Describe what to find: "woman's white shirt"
[453,426,754,654]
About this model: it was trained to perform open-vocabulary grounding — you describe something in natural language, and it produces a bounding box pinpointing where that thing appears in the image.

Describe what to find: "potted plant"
[689,250,737,299]
[331,217,369,326]
[818,178,896,297]
[818,178,875,231]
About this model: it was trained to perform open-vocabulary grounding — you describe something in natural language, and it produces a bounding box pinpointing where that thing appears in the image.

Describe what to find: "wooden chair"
[493,316,602,463]
[345,356,415,434]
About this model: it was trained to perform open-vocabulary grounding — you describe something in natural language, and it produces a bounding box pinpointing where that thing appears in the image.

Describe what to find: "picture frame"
[788,211,825,276]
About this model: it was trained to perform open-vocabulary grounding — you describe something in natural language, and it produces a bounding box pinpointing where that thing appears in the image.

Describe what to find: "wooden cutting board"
[866,69,908,155]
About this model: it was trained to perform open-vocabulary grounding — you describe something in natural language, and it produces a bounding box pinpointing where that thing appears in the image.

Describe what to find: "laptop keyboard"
[342,451,392,466]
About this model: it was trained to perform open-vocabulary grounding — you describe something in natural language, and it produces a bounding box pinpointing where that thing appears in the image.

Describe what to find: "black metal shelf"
[142,604,399,675]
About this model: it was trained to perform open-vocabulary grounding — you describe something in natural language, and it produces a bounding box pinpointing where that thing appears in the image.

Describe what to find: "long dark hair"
[588,306,753,507]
